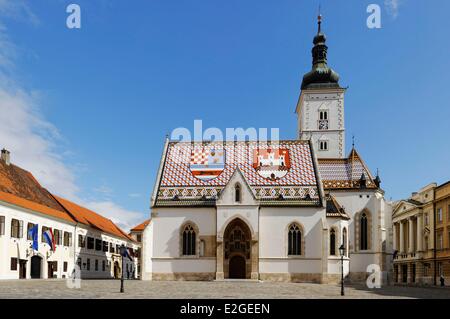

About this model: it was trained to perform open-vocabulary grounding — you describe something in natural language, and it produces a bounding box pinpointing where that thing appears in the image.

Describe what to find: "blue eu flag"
[28,224,38,251]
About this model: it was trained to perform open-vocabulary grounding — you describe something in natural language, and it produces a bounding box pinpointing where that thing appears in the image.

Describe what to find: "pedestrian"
[440,275,445,287]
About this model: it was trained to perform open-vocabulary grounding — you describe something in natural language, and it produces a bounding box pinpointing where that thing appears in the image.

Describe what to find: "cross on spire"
[317,5,322,33]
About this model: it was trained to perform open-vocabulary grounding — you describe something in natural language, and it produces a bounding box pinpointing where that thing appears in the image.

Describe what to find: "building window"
[41,226,50,243]
[77,258,82,269]
[0,216,4,236]
[136,234,142,243]
[95,239,102,251]
[343,227,348,256]
[53,229,61,245]
[318,111,329,130]
[95,260,98,271]
[116,244,120,253]
[182,224,196,256]
[27,223,35,240]
[102,260,106,272]
[330,228,336,256]
[359,213,369,250]
[437,208,443,223]
[437,232,443,250]
[319,140,328,151]
[424,213,429,226]
[235,184,241,202]
[288,223,302,256]
[10,258,18,271]
[86,258,91,271]
[63,262,68,272]
[109,242,114,253]
[87,237,94,250]
[10,219,23,239]
[64,232,72,247]
[103,241,108,252]
[78,234,85,248]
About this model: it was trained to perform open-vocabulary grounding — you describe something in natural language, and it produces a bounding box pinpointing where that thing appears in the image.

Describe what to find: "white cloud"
[0,1,146,232]
[384,0,403,19]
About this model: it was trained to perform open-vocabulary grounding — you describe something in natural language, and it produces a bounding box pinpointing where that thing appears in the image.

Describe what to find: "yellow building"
[435,181,450,285]
[392,183,435,285]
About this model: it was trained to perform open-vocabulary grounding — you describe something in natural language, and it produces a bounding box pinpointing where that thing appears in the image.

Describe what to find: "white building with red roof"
[0,149,139,280]
[142,16,393,283]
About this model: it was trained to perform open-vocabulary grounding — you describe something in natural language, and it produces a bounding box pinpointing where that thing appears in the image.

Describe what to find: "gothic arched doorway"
[224,218,251,279]
[30,255,42,279]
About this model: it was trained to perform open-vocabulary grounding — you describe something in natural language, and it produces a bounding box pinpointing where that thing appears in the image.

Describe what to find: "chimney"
[1,148,10,165]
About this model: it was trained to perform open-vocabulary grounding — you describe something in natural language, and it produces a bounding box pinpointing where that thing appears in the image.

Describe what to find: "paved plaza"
[0,279,449,299]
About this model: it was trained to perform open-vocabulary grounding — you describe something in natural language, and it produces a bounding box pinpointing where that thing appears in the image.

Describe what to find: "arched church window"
[182,224,196,255]
[330,228,336,256]
[288,223,302,256]
[360,213,368,250]
[343,227,348,256]
[235,184,241,202]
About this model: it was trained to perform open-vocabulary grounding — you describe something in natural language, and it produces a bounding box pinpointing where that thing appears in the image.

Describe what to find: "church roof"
[317,148,377,190]
[325,194,350,220]
[152,139,323,207]
[301,15,341,90]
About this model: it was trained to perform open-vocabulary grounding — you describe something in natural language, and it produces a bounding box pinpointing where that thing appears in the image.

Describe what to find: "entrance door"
[19,260,27,279]
[30,256,42,279]
[229,255,246,279]
[47,261,57,279]
[402,264,408,283]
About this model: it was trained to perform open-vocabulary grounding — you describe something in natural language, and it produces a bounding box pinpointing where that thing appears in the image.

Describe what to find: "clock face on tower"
[319,119,329,130]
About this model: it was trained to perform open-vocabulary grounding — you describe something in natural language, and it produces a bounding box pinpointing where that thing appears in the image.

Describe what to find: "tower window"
[319,111,328,120]
[319,140,328,151]
[235,184,241,202]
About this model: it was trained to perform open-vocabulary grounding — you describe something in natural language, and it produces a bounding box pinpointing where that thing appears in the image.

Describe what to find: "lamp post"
[119,244,126,293]
[339,244,345,296]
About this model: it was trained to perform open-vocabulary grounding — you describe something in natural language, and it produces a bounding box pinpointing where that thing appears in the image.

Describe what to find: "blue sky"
[0,0,449,229]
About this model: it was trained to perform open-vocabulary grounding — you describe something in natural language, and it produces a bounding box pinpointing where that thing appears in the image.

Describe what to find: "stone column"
[408,218,414,254]
[250,240,259,280]
[393,223,398,251]
[399,222,404,253]
[417,214,423,252]
[215,241,224,280]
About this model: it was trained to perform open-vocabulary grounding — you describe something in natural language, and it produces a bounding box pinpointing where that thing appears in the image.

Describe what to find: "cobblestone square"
[0,280,449,299]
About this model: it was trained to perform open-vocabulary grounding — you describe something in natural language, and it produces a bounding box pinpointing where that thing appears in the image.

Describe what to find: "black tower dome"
[301,14,340,90]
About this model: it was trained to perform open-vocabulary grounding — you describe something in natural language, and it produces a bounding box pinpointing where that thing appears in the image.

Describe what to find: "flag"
[43,229,56,252]
[28,224,38,251]
[120,246,133,261]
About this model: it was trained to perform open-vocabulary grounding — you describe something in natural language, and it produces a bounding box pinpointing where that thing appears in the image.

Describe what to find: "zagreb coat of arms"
[253,149,291,180]
[190,148,225,181]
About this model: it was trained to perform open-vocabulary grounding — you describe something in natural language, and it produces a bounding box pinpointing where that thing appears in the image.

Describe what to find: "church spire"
[301,13,341,90]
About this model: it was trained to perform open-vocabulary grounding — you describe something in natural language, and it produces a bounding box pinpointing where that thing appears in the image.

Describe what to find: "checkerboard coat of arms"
[190,148,225,181]
[253,148,291,180]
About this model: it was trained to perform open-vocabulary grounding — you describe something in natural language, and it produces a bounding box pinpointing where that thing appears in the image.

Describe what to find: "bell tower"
[296,14,346,159]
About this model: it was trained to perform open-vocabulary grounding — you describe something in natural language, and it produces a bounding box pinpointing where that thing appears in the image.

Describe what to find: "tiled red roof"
[54,196,134,241]
[130,219,150,232]
[154,140,321,206]
[0,157,134,242]
[318,148,376,190]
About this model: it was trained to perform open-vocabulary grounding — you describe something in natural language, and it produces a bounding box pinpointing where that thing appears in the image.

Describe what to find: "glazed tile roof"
[318,148,377,190]
[0,157,133,241]
[130,219,151,232]
[153,140,322,207]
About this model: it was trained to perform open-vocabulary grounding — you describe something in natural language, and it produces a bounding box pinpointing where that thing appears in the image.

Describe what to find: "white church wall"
[150,207,216,257]
[258,207,325,275]
[142,219,153,280]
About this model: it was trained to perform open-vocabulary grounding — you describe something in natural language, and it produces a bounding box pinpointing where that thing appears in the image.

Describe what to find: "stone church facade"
[142,16,393,283]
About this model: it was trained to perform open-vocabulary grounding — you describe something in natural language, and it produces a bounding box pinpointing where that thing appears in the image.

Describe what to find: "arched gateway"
[223,218,253,279]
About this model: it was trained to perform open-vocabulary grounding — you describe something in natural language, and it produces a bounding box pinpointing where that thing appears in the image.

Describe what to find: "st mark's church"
[141,16,393,283]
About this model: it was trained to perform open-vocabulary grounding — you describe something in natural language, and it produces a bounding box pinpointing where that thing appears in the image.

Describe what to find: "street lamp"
[339,244,345,296]
[119,244,127,293]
